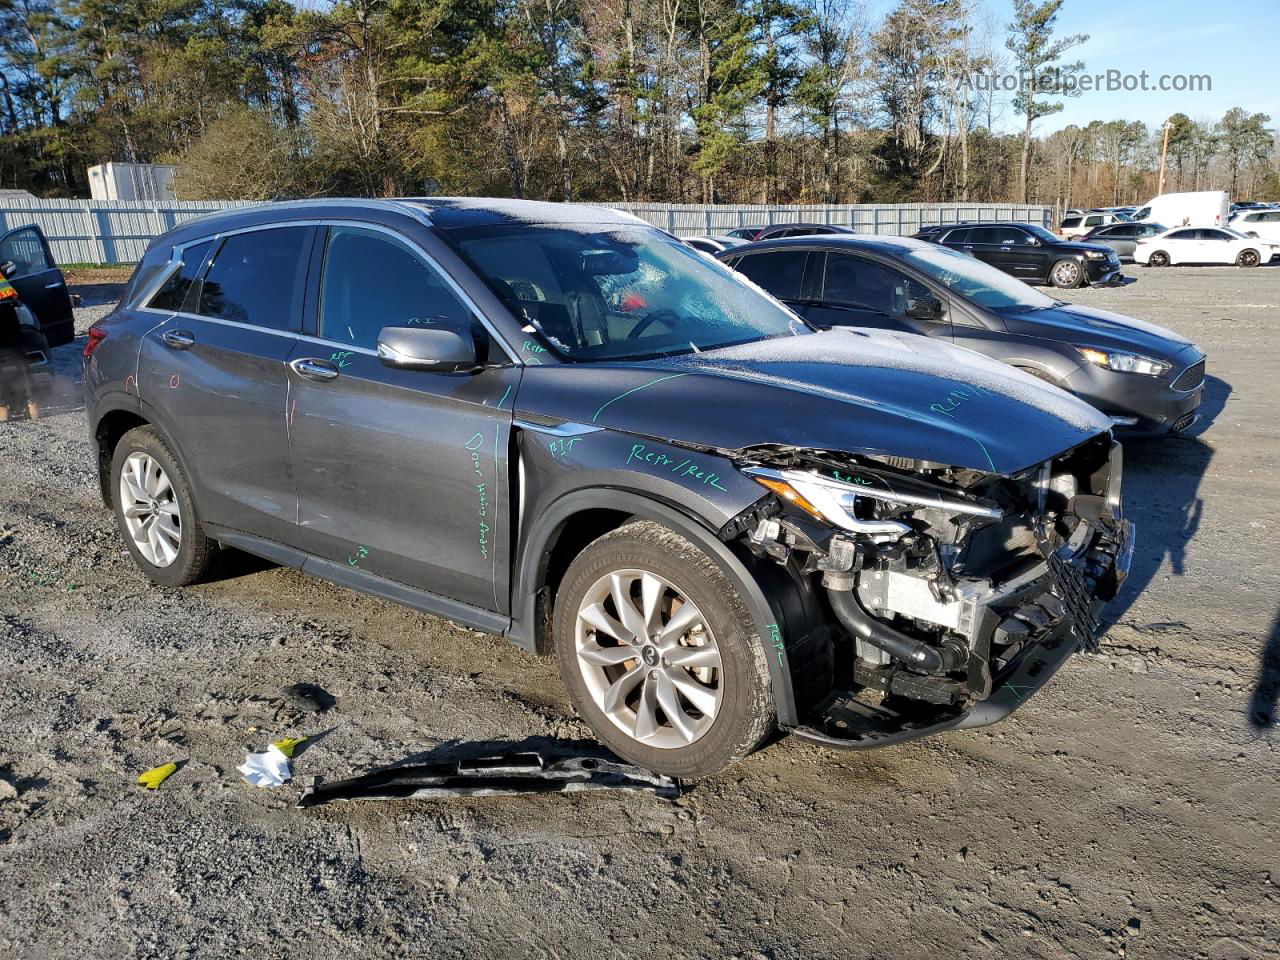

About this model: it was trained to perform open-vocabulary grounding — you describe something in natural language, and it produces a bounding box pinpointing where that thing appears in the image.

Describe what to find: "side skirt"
[205,524,510,637]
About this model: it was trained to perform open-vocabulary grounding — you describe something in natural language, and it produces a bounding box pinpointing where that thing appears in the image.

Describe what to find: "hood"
[1003,301,1196,361]
[1058,240,1116,254]
[515,329,1111,475]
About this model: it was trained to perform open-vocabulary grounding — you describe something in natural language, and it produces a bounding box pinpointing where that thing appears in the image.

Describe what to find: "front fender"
[509,481,806,728]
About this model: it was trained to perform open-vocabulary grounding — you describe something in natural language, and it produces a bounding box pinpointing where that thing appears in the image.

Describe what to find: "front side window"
[447,223,803,361]
[0,227,52,278]
[148,240,213,313]
[196,227,310,331]
[1084,215,1103,227]
[318,227,472,350]
[823,254,932,316]
[1061,218,1082,229]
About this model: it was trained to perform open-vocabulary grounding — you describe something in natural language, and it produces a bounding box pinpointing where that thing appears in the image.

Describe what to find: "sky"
[867,0,1280,134]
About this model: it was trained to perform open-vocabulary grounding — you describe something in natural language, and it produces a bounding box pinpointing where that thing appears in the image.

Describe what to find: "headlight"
[1078,347,1170,377]
[743,467,1000,537]
[1084,250,1108,260]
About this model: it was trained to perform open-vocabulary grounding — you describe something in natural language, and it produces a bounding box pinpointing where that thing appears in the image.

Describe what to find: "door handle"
[290,358,340,382]
[45,280,64,289]
[1000,246,1012,251]
[161,329,195,349]
[962,245,974,251]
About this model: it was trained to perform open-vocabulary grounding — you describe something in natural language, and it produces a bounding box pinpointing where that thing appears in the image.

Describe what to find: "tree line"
[0,0,1276,206]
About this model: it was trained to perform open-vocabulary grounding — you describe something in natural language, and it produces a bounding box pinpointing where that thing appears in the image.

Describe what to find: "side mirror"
[1026,237,1041,246]
[0,260,15,279]
[377,324,478,372]
[905,295,945,322]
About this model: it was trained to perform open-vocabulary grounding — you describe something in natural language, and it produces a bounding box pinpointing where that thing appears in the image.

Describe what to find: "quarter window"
[148,240,213,313]
[318,226,472,350]
[195,227,310,331]
[733,250,810,302]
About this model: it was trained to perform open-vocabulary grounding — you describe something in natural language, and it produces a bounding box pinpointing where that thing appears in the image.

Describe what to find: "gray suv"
[85,198,1134,777]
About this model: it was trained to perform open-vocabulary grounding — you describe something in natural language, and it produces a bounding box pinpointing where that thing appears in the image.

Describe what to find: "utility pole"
[1157,121,1172,196]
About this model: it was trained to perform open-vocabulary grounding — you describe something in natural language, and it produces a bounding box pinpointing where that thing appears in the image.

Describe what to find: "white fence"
[0,198,1053,266]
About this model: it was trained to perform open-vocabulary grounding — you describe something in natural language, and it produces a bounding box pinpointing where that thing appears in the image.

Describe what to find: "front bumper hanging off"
[791,516,1135,751]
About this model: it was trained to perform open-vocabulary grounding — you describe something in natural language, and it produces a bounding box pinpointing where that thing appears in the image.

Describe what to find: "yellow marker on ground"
[137,762,178,789]
[271,737,307,758]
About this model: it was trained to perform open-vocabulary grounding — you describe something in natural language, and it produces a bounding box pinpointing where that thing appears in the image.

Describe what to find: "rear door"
[0,226,75,346]
[286,223,521,612]
[136,224,314,544]
[805,251,951,339]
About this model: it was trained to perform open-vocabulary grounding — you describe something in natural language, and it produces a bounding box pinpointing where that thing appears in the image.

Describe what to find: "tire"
[1050,259,1084,288]
[1147,250,1170,267]
[110,425,213,587]
[1237,249,1260,268]
[552,519,775,778]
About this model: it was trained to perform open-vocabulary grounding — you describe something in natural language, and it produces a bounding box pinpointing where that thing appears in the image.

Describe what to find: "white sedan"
[1134,226,1280,268]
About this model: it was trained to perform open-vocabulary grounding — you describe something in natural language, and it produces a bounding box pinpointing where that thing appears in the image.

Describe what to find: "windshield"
[445,223,805,361]
[901,244,1057,311]
[1023,224,1060,243]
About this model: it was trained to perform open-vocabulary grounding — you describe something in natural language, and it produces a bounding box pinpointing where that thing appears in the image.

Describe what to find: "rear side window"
[733,250,809,301]
[147,240,213,313]
[1061,218,1081,228]
[941,228,971,244]
[195,227,310,331]
[318,226,472,350]
[1168,230,1197,240]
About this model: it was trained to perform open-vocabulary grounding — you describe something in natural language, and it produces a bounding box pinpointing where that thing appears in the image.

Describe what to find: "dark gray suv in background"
[85,198,1134,777]
[721,235,1205,438]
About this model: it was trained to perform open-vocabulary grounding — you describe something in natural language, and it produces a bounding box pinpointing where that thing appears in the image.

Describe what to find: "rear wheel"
[111,425,213,587]
[1237,249,1260,268]
[1050,259,1084,288]
[552,520,775,778]
[1147,250,1170,267]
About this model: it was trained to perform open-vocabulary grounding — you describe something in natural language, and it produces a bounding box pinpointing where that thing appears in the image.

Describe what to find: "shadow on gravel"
[1248,611,1280,729]
[1102,375,1230,628]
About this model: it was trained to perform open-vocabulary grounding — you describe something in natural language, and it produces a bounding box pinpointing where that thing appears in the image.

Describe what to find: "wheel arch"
[92,398,203,516]
[509,488,812,727]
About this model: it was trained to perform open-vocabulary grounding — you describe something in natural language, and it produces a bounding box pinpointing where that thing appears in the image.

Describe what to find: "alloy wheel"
[574,568,723,749]
[119,451,182,567]
[1238,250,1260,267]
[1052,261,1081,286]
[1149,251,1169,267]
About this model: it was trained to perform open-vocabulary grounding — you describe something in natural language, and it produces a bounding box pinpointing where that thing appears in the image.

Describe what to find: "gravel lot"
[2,265,1277,959]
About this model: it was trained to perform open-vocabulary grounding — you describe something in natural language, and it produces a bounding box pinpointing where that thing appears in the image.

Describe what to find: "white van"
[1133,191,1230,229]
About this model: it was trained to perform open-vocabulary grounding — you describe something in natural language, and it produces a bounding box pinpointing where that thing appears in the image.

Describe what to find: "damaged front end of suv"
[731,434,1133,747]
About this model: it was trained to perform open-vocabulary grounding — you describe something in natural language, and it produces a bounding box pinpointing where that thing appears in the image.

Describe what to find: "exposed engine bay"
[726,433,1134,747]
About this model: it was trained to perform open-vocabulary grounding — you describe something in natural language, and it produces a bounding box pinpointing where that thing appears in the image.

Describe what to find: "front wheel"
[552,520,775,778]
[1050,259,1084,288]
[1237,249,1260,268]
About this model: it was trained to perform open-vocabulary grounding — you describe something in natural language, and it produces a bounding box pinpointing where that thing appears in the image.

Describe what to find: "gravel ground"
[1,265,1277,959]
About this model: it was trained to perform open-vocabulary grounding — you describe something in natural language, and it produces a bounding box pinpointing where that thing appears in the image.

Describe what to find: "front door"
[0,226,75,346]
[286,224,520,613]
[136,225,312,543]
[804,252,952,340]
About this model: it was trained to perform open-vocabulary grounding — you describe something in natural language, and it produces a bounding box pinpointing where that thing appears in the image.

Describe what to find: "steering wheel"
[627,307,683,340]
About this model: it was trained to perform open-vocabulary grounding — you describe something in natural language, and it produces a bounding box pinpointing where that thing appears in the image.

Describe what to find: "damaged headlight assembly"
[743,466,1002,538]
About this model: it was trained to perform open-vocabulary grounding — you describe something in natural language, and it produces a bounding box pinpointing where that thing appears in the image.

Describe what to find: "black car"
[0,224,76,347]
[719,234,1203,438]
[85,198,1134,777]
[913,221,1123,288]
[1082,221,1168,261]
[752,223,856,241]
